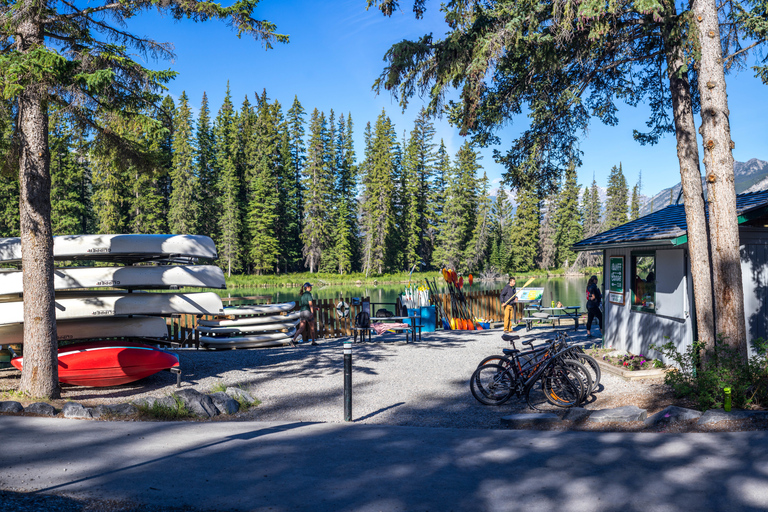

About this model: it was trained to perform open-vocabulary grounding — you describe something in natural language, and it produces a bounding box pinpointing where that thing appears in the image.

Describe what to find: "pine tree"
[49,110,91,235]
[286,96,306,270]
[489,183,513,272]
[581,178,603,267]
[318,110,339,273]
[537,195,557,270]
[215,83,243,276]
[360,110,398,275]
[553,165,582,268]
[245,91,281,274]
[332,113,357,273]
[426,139,450,266]
[465,171,492,271]
[275,124,302,273]
[168,91,199,235]
[508,183,540,272]
[630,184,640,220]
[197,92,219,240]
[604,163,629,229]
[301,109,333,273]
[0,173,20,237]
[157,95,176,224]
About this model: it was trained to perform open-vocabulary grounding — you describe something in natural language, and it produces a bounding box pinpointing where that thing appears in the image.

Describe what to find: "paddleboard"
[0,265,225,295]
[200,331,293,349]
[0,234,217,263]
[197,311,301,327]
[221,302,295,316]
[10,340,179,387]
[196,320,298,335]
[0,292,224,325]
[0,316,168,345]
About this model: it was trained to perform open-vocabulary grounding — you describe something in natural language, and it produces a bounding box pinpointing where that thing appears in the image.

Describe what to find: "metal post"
[344,340,352,421]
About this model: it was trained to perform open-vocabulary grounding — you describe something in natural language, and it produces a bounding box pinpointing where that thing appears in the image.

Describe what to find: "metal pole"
[344,340,352,421]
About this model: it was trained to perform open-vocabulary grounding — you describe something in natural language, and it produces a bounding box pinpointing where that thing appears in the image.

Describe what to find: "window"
[631,252,656,312]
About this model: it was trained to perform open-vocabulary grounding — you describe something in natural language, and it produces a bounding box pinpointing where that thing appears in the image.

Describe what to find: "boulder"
[562,407,591,422]
[588,405,647,423]
[133,396,177,410]
[210,392,239,415]
[25,402,56,416]
[0,401,23,414]
[644,406,702,426]
[91,403,139,419]
[174,389,219,418]
[500,412,560,428]
[698,409,764,425]
[226,387,256,405]
[62,402,93,419]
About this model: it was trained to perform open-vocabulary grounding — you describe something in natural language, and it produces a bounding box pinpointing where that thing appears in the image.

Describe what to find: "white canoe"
[0,234,217,263]
[200,331,293,349]
[0,265,225,295]
[196,320,298,335]
[197,311,301,327]
[0,292,224,325]
[0,316,168,345]
[221,302,295,317]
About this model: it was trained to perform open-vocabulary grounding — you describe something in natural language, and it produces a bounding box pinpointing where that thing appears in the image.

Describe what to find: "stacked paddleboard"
[0,234,226,387]
[198,302,298,349]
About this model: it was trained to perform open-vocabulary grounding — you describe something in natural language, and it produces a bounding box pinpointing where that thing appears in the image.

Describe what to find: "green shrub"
[651,336,768,411]
[136,395,192,421]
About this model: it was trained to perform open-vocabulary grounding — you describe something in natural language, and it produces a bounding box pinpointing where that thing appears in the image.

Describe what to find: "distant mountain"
[639,158,768,215]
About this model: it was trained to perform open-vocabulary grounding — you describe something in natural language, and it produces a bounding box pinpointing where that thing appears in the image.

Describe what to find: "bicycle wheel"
[541,362,587,408]
[470,364,516,406]
[477,355,513,369]
[573,353,601,393]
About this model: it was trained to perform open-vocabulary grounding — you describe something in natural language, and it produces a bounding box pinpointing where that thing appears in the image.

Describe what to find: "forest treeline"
[0,86,642,276]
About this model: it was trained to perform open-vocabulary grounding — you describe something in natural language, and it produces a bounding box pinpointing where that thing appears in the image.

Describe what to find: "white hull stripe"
[13,345,172,364]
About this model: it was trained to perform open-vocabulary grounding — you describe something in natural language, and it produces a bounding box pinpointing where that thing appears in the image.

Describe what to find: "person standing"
[585,275,603,338]
[499,277,518,333]
[292,282,317,347]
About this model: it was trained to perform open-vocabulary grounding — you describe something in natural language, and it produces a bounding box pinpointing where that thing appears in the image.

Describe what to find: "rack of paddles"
[423,271,492,331]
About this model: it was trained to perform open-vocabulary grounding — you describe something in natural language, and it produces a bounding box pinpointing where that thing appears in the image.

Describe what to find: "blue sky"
[131,0,767,196]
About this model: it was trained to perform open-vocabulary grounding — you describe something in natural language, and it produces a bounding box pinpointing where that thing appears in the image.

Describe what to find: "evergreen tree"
[318,110,339,273]
[630,184,640,220]
[157,95,176,224]
[0,173,20,237]
[275,124,302,273]
[489,183,513,272]
[197,92,219,240]
[537,195,557,270]
[246,91,281,274]
[236,94,257,253]
[508,183,540,272]
[49,110,91,235]
[360,110,398,275]
[332,113,357,273]
[553,165,582,268]
[168,91,199,235]
[581,178,603,267]
[301,109,333,273]
[426,139,450,266]
[604,163,629,229]
[215,84,243,276]
[465,171,492,271]
[286,96,307,269]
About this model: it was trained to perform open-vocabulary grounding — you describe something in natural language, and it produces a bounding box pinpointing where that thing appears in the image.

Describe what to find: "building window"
[631,252,656,312]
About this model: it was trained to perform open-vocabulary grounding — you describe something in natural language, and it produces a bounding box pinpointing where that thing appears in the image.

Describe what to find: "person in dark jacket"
[499,277,518,332]
[291,282,317,347]
[585,275,603,338]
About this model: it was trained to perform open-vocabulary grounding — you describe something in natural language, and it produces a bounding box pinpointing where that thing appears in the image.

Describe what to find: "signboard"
[608,291,625,306]
[515,287,544,303]
[609,256,624,293]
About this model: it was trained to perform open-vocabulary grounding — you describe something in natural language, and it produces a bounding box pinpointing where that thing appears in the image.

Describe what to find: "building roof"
[573,189,768,251]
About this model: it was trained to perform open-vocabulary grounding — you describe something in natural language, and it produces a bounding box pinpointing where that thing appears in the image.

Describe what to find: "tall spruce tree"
[604,163,629,230]
[157,95,175,224]
[168,91,199,235]
[580,178,603,267]
[464,171,492,271]
[553,165,582,268]
[0,173,20,237]
[215,84,243,276]
[286,96,307,270]
[630,184,640,221]
[489,184,513,272]
[537,195,557,270]
[332,113,357,274]
[197,92,219,240]
[275,123,301,273]
[426,139,450,266]
[49,109,91,235]
[301,109,333,273]
[508,183,540,272]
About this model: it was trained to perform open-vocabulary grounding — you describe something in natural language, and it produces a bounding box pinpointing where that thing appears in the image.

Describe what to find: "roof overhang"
[572,238,679,252]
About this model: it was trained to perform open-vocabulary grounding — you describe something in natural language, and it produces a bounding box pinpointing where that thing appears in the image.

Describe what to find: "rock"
[62,402,93,419]
[588,405,647,423]
[132,397,158,409]
[25,402,56,416]
[91,403,139,419]
[645,406,702,426]
[174,389,219,418]
[156,396,178,409]
[698,409,765,425]
[0,401,23,414]
[562,407,591,422]
[226,387,255,405]
[501,413,560,428]
[210,392,239,415]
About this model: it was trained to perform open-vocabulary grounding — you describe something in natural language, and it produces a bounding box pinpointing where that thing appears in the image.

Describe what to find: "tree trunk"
[16,17,60,399]
[694,0,747,360]
[663,13,716,352]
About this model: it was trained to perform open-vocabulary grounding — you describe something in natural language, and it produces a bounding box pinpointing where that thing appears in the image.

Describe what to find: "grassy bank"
[223,267,602,289]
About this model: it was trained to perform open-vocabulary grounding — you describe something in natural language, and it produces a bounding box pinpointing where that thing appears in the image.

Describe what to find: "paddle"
[503,277,536,307]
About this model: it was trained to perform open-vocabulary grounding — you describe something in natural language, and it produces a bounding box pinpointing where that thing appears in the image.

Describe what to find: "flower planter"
[593,357,669,381]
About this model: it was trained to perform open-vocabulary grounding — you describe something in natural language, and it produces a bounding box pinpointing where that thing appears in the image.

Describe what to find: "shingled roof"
[573,189,768,251]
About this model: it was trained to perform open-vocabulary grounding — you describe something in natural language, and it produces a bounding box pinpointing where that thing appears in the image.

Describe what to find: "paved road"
[2,416,768,511]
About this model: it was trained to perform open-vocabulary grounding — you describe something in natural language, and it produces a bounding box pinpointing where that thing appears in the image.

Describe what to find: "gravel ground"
[1,327,698,430]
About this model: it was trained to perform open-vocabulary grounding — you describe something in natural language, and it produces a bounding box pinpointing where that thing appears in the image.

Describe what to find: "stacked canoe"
[0,234,226,386]
[197,302,298,349]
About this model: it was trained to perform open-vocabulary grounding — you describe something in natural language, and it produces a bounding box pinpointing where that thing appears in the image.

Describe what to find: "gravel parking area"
[1,327,681,429]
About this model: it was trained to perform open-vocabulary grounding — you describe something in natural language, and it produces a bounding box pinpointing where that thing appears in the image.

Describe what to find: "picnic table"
[353,316,422,343]
[522,306,581,331]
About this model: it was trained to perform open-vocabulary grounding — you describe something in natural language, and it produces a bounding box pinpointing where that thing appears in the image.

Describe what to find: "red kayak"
[11,341,179,387]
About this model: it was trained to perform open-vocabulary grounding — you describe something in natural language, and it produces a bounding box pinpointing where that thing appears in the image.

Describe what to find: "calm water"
[210,276,592,309]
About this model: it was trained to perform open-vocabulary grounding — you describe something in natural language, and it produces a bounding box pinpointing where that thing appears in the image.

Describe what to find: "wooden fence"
[165,289,507,346]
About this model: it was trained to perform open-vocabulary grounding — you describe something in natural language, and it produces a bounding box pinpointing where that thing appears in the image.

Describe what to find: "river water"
[212,276,592,309]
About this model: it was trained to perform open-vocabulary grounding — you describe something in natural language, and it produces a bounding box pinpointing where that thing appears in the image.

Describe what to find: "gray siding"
[740,227,768,351]
[603,246,694,362]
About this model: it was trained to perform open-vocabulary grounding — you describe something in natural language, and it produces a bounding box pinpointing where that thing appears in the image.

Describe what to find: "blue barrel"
[420,306,436,332]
